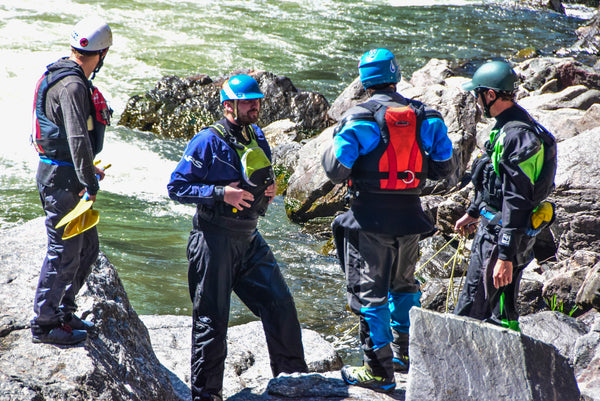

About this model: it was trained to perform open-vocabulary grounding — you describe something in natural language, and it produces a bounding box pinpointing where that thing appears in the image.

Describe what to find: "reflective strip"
[222,80,237,100]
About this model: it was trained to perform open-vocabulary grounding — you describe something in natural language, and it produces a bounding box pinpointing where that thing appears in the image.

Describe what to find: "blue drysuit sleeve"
[167,131,221,205]
[321,120,380,184]
[420,117,455,180]
[334,120,380,168]
[420,117,453,162]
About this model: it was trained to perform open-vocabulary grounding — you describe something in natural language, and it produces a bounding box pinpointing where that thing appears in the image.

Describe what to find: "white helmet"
[70,16,112,52]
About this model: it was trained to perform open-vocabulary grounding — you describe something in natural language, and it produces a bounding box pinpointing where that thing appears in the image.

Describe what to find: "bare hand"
[454,213,479,236]
[224,182,254,211]
[95,165,106,181]
[265,182,277,204]
[78,189,96,202]
[493,259,513,289]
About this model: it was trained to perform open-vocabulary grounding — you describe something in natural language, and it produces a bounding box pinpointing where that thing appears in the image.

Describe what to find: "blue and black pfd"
[32,59,110,163]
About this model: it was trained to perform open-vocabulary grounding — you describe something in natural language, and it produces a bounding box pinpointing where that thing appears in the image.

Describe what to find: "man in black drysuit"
[454,60,557,330]
[167,74,308,401]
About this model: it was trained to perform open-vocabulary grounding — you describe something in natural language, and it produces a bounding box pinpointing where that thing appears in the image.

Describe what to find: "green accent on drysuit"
[490,128,545,185]
[499,292,520,332]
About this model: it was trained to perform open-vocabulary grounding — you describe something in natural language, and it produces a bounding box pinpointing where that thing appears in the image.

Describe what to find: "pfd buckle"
[402,170,415,184]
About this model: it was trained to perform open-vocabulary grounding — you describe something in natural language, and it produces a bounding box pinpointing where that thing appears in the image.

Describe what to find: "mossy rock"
[514,47,539,61]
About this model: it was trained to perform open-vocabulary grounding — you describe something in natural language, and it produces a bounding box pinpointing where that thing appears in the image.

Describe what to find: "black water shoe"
[32,324,87,345]
[64,313,95,331]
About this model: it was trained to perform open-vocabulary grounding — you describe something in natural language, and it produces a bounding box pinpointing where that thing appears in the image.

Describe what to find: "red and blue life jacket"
[339,99,433,195]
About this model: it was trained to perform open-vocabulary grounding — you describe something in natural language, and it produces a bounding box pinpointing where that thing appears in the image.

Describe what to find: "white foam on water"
[0,0,186,213]
[387,0,483,7]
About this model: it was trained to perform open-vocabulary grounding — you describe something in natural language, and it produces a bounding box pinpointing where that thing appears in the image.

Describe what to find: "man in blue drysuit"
[168,74,308,401]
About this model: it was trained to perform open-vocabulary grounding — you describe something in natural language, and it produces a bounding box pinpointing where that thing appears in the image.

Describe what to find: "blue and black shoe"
[341,365,396,393]
[32,323,87,345]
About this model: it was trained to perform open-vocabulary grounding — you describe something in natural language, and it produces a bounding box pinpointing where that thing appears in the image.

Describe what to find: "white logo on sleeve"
[500,233,511,246]
[184,155,203,169]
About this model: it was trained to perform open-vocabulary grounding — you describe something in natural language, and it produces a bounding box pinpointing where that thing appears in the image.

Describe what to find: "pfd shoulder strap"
[502,120,555,148]
[208,123,257,152]
[45,66,90,92]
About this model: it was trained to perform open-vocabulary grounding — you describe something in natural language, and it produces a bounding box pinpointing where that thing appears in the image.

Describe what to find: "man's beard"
[237,109,259,125]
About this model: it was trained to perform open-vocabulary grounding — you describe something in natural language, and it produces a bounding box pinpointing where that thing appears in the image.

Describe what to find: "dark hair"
[497,90,516,101]
[478,88,515,101]
[71,46,104,57]
[367,82,396,91]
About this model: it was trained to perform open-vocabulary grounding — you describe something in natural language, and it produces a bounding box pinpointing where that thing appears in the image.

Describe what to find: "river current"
[0,0,594,360]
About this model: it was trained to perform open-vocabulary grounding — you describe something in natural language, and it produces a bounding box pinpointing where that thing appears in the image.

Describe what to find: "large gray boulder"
[285,126,345,223]
[0,219,182,401]
[141,316,344,400]
[567,6,600,56]
[406,308,582,401]
[118,71,333,140]
[551,127,600,258]
[0,217,405,401]
[573,312,600,401]
[520,311,590,364]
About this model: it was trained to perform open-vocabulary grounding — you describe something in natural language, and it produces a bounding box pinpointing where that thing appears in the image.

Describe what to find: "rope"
[414,234,460,276]
[413,233,469,312]
[333,321,359,348]
[444,235,467,312]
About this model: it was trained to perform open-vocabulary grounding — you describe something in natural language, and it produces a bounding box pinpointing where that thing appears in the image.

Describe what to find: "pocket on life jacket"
[378,106,424,190]
[240,146,274,188]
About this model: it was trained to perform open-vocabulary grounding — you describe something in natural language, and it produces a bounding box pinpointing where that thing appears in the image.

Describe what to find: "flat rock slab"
[406,308,581,401]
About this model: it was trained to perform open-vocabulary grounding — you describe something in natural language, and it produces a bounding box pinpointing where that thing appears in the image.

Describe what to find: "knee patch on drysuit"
[388,291,422,334]
[361,304,393,349]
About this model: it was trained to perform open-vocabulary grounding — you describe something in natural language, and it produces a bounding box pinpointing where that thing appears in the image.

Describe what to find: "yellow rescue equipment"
[527,201,555,237]
[56,162,110,239]
[531,201,554,230]
[62,209,100,239]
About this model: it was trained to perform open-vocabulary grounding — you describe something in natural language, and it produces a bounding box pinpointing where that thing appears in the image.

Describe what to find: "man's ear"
[223,100,234,113]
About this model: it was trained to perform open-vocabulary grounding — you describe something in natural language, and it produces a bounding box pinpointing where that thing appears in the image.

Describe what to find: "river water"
[0,0,594,361]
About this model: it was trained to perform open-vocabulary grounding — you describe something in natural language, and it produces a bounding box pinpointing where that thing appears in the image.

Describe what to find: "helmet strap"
[90,50,106,80]
[480,89,498,118]
[233,99,239,123]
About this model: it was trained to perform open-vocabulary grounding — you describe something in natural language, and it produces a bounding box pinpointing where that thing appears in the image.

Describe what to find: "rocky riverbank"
[0,218,396,401]
[113,40,600,400]
[3,7,600,399]
[2,218,599,400]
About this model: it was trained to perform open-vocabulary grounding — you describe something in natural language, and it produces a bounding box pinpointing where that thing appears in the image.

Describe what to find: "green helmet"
[462,60,518,92]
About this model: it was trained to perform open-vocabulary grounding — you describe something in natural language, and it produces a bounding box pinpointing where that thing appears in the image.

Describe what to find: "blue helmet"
[358,48,401,89]
[220,74,264,103]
